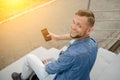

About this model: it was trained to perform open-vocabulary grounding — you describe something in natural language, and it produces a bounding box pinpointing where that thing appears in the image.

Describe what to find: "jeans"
[21,54,55,80]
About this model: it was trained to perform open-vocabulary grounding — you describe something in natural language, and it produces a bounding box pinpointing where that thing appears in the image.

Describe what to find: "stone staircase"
[0,46,120,80]
[90,48,120,80]
[0,46,67,80]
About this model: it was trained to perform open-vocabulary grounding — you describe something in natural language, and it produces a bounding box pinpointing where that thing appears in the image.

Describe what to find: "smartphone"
[41,28,51,41]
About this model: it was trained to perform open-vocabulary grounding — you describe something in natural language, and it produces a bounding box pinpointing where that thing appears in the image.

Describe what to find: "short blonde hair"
[75,10,95,27]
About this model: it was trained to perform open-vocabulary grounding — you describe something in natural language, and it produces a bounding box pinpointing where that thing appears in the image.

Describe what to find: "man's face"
[70,15,91,39]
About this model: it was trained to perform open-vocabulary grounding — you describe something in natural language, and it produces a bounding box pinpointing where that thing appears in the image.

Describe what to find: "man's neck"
[75,35,90,41]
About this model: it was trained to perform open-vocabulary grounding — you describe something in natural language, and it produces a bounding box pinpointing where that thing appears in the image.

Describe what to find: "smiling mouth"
[70,31,79,38]
[71,30,78,35]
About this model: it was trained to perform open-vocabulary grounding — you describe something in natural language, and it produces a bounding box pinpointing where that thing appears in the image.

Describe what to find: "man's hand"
[47,32,60,41]
[42,59,48,65]
[42,58,55,65]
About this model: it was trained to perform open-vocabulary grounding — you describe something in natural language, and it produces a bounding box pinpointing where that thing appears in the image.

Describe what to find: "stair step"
[98,54,120,80]
[0,47,51,80]
[44,46,68,60]
[0,46,67,80]
[90,48,118,80]
[0,46,69,80]
[0,46,119,80]
[47,48,60,59]
[0,56,25,80]
[97,48,117,63]
[33,47,52,60]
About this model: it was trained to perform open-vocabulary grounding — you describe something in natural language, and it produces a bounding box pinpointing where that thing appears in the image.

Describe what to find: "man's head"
[70,9,95,39]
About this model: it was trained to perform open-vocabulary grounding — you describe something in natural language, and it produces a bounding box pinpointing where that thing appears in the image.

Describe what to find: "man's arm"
[48,32,72,41]
[45,51,75,74]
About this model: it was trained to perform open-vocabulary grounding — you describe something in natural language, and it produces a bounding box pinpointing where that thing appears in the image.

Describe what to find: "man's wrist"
[56,34,72,40]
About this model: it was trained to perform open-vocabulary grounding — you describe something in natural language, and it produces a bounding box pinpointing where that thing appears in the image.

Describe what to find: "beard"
[70,30,87,39]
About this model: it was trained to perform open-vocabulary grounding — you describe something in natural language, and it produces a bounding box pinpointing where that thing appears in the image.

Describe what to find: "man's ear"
[87,27,94,34]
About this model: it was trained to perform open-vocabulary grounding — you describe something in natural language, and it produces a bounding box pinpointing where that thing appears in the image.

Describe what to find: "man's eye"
[79,25,81,28]
[77,24,81,28]
[76,23,81,27]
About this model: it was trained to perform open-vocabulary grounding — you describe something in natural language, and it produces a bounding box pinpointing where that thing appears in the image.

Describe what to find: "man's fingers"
[47,31,52,37]
[47,34,50,37]
[42,60,48,64]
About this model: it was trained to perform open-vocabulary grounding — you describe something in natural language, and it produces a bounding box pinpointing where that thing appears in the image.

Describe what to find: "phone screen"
[41,28,51,41]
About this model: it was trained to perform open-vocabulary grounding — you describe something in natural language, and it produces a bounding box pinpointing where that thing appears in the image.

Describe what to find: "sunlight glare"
[0,0,52,21]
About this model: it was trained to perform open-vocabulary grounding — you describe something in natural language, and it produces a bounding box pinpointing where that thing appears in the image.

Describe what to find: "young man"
[12,9,98,80]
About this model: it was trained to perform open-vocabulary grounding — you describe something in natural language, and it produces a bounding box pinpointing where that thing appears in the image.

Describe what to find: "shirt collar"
[69,37,91,46]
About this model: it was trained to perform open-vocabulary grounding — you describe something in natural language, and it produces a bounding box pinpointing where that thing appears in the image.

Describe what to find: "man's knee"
[26,54,33,58]
[26,54,35,62]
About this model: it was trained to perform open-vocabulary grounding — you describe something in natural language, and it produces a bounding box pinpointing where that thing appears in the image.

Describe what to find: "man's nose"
[71,24,77,30]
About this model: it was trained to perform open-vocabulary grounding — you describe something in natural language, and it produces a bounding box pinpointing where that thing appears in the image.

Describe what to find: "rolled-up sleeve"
[45,51,75,74]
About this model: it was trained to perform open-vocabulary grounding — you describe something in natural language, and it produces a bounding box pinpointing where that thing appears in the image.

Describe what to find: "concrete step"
[90,48,118,80]
[98,54,120,80]
[97,48,117,63]
[94,11,120,21]
[90,0,120,11]
[45,46,68,60]
[0,56,25,80]
[0,46,119,80]
[0,47,49,80]
[0,46,68,80]
[44,48,60,60]
[33,47,53,60]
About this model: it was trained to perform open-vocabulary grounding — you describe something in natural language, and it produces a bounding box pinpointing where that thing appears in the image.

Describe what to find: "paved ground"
[0,0,88,70]
[0,0,120,70]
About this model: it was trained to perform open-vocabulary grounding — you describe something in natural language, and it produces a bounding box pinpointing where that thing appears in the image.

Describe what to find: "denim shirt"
[45,37,98,80]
